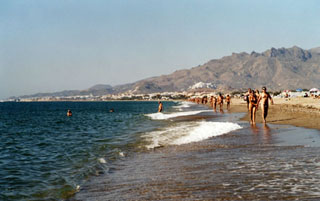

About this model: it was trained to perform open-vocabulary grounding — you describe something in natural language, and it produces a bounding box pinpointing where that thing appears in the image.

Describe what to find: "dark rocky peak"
[263,47,288,57]
[263,46,311,61]
[289,46,312,61]
[250,51,261,57]
[270,47,285,57]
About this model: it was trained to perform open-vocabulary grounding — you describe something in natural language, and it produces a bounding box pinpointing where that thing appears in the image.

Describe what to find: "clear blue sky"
[1,0,320,99]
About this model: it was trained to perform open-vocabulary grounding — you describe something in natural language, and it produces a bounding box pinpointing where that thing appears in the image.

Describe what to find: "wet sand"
[73,100,320,200]
[73,114,320,200]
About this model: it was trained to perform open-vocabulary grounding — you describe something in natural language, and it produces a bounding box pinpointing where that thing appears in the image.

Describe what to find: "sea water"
[0,101,242,200]
[0,101,168,200]
[74,104,320,201]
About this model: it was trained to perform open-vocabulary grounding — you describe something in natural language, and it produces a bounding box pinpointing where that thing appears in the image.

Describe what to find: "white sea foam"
[172,122,242,145]
[143,121,242,149]
[172,101,194,109]
[98,158,106,164]
[143,123,191,149]
[145,110,211,120]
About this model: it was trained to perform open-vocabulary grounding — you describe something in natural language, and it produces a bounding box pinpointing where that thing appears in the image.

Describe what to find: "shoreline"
[73,99,320,200]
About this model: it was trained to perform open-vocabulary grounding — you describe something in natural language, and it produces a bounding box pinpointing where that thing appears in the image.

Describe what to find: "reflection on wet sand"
[250,123,273,145]
[263,123,271,144]
[74,122,320,201]
[250,123,259,134]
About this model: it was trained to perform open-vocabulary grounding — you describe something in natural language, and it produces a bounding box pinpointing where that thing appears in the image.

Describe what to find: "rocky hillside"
[126,46,320,93]
[16,46,320,98]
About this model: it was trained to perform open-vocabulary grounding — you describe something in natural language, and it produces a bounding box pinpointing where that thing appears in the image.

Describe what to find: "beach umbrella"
[309,88,319,92]
[296,88,303,92]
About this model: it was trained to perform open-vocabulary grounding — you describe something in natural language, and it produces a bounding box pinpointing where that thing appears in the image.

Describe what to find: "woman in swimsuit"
[249,90,258,124]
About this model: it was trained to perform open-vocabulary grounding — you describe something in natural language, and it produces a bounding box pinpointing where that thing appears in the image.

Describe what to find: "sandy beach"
[230,97,320,130]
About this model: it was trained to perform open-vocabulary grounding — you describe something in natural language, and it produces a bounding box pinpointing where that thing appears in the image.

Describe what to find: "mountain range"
[16,46,320,98]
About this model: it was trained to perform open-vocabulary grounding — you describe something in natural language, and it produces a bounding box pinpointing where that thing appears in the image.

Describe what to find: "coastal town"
[4,87,320,102]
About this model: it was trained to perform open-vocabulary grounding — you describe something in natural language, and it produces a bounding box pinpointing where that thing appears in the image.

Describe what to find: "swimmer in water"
[67,109,72,117]
[158,101,163,112]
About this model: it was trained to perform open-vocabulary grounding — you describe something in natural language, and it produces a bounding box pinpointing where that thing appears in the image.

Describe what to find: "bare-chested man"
[209,96,214,108]
[212,96,217,111]
[226,95,231,110]
[248,90,258,124]
[258,86,273,123]
[217,93,224,109]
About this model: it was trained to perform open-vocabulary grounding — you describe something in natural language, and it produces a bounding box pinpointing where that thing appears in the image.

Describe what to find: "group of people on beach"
[187,86,273,124]
[210,94,231,110]
[245,86,273,124]
[189,93,231,112]
[66,87,273,126]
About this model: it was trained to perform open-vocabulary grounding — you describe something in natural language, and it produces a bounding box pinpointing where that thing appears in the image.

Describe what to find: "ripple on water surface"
[0,101,174,200]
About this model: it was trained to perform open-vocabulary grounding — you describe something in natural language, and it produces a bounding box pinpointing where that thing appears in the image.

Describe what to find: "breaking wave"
[145,110,211,120]
[142,121,242,149]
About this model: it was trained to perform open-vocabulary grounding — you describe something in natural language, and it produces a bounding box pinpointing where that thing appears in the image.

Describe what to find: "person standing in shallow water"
[245,88,252,111]
[210,96,213,107]
[226,95,231,110]
[158,101,163,112]
[258,86,273,123]
[212,96,217,111]
[217,93,224,109]
[248,90,258,124]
